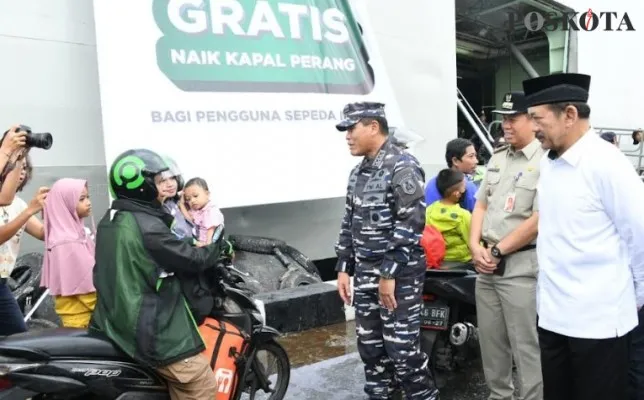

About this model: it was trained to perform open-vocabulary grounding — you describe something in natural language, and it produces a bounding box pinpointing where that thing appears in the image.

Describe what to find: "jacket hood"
[426,202,465,232]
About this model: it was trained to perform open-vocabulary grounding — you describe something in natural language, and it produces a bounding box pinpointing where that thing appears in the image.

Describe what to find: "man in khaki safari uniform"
[469,91,544,400]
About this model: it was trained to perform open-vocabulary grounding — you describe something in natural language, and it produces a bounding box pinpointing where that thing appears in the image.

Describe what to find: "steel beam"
[545,31,566,73]
[456,0,523,23]
[509,43,539,78]
[522,0,569,14]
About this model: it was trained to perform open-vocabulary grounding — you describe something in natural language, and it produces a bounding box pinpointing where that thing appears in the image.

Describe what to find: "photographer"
[0,125,29,206]
[0,127,49,335]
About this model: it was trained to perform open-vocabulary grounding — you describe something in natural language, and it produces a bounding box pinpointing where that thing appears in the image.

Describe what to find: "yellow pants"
[54,292,97,328]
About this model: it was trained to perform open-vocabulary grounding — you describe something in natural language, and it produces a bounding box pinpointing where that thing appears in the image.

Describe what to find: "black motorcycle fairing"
[253,326,281,343]
[424,274,477,305]
[0,329,129,360]
[419,329,440,361]
[223,286,258,311]
[439,261,475,271]
[443,275,476,304]
[0,385,41,400]
[425,269,475,279]
[1,358,168,400]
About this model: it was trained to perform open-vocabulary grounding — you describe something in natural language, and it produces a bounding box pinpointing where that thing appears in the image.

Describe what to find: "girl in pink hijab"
[40,178,96,328]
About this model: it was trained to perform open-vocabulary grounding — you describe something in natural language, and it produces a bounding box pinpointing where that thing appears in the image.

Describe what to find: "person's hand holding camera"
[27,187,49,216]
[1,125,27,159]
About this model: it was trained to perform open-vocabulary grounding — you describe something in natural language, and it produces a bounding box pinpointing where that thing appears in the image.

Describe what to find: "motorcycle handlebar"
[214,263,244,286]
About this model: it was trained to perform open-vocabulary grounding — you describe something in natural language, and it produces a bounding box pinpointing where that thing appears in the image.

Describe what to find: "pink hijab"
[40,178,96,296]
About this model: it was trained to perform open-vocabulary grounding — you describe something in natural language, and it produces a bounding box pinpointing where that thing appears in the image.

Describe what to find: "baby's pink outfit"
[189,201,224,243]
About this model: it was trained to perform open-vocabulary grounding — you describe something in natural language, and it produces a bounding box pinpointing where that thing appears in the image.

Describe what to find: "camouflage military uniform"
[334,103,438,400]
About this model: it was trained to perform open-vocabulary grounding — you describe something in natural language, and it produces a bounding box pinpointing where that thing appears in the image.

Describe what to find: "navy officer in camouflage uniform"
[334,102,439,400]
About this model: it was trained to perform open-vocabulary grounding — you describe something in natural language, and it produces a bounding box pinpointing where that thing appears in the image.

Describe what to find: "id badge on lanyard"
[504,171,523,213]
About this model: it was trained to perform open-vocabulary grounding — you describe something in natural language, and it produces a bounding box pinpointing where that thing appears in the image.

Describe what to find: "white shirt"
[0,197,28,278]
[537,129,644,339]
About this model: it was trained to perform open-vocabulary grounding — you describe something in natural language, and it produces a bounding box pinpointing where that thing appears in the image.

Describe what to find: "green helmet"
[109,148,169,203]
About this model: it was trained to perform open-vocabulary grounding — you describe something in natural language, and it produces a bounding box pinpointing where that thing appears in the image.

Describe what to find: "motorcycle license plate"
[421,302,450,330]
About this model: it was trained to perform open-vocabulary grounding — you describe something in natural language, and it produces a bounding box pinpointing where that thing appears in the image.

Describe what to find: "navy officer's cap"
[335,102,386,131]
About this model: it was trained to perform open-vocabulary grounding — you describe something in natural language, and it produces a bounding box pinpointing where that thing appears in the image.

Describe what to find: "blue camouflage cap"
[335,102,386,131]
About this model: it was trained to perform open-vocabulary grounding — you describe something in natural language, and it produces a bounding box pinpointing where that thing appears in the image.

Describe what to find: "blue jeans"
[631,308,644,400]
[0,282,26,335]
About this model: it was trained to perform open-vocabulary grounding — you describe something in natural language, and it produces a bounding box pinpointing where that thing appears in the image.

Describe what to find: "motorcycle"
[6,253,60,330]
[0,261,291,400]
[419,263,478,388]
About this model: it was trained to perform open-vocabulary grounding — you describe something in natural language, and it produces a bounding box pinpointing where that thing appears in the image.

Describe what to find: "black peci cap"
[522,73,591,108]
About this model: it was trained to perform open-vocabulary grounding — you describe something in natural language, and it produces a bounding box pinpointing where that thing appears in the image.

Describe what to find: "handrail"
[457,88,494,142]
[488,120,502,135]
[456,89,494,155]
[595,126,644,174]
[457,101,493,154]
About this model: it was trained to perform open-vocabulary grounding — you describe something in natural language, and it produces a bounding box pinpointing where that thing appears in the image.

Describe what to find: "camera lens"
[25,133,53,150]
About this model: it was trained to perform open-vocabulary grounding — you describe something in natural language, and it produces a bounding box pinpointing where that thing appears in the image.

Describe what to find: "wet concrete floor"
[279,321,357,368]
[278,321,503,400]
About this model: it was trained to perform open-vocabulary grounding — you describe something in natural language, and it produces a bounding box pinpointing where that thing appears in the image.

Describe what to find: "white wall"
[365,0,457,176]
[0,0,105,168]
[558,0,644,130]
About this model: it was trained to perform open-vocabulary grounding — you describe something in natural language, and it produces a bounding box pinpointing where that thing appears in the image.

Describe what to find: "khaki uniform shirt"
[476,138,543,245]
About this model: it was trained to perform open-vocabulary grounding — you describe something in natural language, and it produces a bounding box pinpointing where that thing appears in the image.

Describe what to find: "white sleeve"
[600,150,644,308]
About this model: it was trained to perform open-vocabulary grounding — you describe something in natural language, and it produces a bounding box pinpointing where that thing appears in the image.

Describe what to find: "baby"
[179,177,224,247]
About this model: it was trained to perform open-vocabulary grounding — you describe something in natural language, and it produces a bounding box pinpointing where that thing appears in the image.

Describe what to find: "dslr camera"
[18,125,53,150]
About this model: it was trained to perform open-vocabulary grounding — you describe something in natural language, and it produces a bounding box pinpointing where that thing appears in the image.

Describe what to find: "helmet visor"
[163,156,181,178]
[157,170,175,181]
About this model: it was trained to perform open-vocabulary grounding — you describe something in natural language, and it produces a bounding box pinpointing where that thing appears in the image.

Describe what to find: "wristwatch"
[491,245,503,259]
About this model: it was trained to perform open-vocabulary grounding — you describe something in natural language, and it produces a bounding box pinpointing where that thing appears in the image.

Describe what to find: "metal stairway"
[456,88,494,155]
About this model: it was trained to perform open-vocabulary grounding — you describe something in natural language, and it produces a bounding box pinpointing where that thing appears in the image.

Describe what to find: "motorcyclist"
[157,155,195,241]
[89,148,224,400]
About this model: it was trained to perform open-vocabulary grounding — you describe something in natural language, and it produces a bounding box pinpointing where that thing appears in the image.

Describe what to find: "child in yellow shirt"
[425,169,472,263]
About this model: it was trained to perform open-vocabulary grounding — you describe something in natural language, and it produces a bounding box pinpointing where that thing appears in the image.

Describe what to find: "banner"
[93,0,405,208]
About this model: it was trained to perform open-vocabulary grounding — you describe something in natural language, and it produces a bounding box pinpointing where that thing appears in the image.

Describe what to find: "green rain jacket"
[89,199,222,368]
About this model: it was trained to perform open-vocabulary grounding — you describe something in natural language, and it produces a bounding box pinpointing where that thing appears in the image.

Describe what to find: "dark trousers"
[0,282,26,335]
[353,271,437,400]
[538,326,630,400]
[629,308,644,400]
